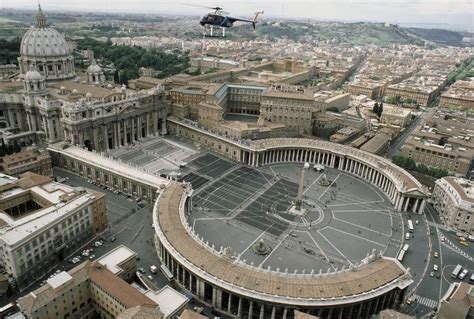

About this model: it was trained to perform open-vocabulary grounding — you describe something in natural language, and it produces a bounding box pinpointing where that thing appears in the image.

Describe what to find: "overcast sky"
[6,0,474,31]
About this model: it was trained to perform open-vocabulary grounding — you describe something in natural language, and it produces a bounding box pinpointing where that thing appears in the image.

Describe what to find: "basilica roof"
[20,5,70,58]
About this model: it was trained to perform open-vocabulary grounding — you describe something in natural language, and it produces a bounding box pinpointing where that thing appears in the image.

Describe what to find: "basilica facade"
[0,6,167,151]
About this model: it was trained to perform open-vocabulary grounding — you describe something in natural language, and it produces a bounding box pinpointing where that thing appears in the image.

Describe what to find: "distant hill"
[228,21,472,48]
[228,21,426,46]
[406,28,467,46]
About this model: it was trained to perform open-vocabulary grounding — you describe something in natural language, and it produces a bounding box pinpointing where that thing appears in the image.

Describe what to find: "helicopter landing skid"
[202,25,226,38]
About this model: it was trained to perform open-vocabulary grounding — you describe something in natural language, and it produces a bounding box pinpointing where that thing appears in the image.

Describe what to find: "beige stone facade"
[439,78,474,111]
[432,177,473,233]
[0,148,52,178]
[401,109,474,176]
[17,261,164,319]
[0,173,107,290]
[259,90,317,135]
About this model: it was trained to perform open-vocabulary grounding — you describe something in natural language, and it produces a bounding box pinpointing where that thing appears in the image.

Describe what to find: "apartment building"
[440,78,474,111]
[401,109,474,177]
[260,89,318,135]
[432,177,473,233]
[17,261,164,319]
[0,172,107,290]
[0,148,52,178]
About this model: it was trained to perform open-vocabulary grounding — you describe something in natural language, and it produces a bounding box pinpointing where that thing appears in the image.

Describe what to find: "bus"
[397,250,406,262]
[0,302,16,317]
[451,264,462,279]
[160,264,174,282]
[407,220,414,232]
[402,244,409,252]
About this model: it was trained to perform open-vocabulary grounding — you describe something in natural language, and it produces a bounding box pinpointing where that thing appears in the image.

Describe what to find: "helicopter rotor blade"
[182,3,220,10]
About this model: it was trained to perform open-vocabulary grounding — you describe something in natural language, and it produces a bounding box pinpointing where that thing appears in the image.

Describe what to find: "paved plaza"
[107,136,197,175]
[184,156,404,273]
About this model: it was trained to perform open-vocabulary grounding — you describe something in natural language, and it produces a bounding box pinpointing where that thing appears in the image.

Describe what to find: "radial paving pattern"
[184,154,404,273]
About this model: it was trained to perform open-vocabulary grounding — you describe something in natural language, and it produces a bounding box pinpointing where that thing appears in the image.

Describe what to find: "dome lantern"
[36,4,48,28]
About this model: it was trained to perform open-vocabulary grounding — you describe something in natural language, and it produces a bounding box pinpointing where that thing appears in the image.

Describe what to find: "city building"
[96,245,138,282]
[314,91,350,113]
[359,128,393,156]
[379,105,412,129]
[432,177,473,234]
[0,148,52,178]
[0,172,106,290]
[179,309,207,319]
[190,56,240,71]
[401,109,474,177]
[0,64,19,79]
[437,282,474,319]
[259,89,318,135]
[439,78,474,111]
[17,260,164,319]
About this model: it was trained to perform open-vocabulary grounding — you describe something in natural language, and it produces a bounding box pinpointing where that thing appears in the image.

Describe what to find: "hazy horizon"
[5,0,473,31]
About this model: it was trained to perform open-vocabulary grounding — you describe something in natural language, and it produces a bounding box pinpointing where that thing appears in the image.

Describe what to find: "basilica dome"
[17,5,76,81]
[20,26,70,57]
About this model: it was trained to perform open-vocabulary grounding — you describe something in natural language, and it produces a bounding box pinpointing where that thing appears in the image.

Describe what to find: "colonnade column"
[418,199,426,214]
[131,117,135,142]
[412,198,420,213]
[404,197,410,212]
[103,125,109,151]
[123,120,128,145]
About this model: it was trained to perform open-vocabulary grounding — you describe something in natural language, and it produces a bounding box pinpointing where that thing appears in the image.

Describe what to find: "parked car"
[433,264,438,271]
[433,251,439,258]
[138,268,146,274]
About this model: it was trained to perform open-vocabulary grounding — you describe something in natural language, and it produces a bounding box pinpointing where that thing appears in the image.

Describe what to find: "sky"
[5,0,474,31]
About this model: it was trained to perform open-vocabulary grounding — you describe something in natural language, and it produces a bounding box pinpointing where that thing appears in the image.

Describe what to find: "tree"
[377,102,384,117]
[373,102,379,115]
[113,70,120,83]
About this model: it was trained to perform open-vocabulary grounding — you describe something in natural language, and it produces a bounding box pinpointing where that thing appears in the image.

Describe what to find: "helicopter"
[192,5,263,37]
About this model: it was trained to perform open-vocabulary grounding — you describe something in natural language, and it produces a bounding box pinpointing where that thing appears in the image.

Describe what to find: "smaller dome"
[107,84,113,89]
[86,92,92,98]
[87,60,102,73]
[72,89,78,94]
[24,65,43,81]
[60,86,65,91]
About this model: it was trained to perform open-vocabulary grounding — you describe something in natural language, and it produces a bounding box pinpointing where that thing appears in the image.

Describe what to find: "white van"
[405,233,410,240]
[459,269,469,280]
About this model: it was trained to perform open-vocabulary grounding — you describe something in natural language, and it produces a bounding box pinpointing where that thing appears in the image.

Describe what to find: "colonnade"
[156,232,402,319]
[240,148,426,214]
[56,153,159,202]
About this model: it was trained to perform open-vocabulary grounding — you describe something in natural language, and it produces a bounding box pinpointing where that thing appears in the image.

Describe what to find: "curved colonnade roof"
[155,183,412,305]
[250,138,425,193]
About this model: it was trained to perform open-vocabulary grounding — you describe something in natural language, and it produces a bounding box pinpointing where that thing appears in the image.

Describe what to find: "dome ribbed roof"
[87,61,102,73]
[20,5,70,58]
[24,66,43,81]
